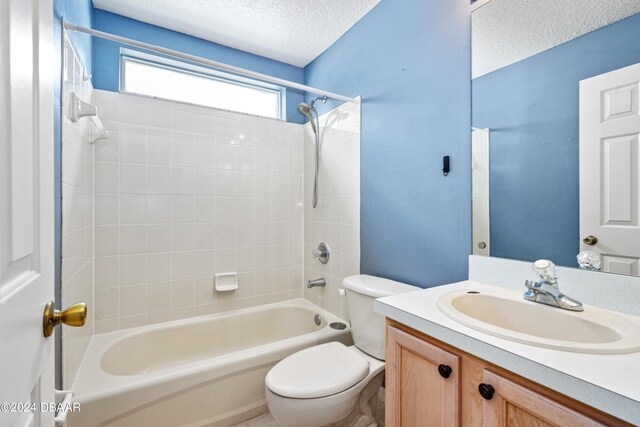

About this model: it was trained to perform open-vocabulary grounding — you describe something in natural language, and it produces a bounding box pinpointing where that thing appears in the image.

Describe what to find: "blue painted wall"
[305,0,472,288]
[57,1,473,289]
[472,12,640,267]
[91,10,305,124]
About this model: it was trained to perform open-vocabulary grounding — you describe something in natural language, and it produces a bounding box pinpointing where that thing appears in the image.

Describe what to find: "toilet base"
[336,372,384,427]
[266,347,385,427]
[266,372,384,427]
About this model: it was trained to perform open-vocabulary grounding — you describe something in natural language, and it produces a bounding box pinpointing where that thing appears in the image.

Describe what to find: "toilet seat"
[266,342,369,399]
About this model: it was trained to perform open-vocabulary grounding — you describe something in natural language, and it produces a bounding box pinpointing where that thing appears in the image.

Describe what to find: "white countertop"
[374,280,640,425]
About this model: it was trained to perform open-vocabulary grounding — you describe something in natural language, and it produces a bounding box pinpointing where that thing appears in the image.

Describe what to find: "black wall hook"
[442,155,450,177]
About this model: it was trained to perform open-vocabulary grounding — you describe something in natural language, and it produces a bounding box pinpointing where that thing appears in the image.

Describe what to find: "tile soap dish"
[215,272,238,292]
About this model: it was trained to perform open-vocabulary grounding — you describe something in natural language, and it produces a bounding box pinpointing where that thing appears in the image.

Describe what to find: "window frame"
[119,49,286,120]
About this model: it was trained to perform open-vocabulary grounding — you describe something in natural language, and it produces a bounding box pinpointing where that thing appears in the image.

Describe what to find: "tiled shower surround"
[303,102,361,320]
[61,35,95,387]
[91,90,306,333]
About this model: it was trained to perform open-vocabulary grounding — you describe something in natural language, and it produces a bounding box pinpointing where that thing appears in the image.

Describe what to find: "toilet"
[265,274,416,427]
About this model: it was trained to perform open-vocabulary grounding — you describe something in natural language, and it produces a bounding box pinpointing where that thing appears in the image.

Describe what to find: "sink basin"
[437,288,640,354]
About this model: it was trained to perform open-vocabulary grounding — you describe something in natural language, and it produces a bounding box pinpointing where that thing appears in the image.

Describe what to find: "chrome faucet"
[523,260,583,312]
[307,278,326,288]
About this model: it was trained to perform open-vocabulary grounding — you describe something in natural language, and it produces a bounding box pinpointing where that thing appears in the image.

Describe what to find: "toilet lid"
[266,342,370,399]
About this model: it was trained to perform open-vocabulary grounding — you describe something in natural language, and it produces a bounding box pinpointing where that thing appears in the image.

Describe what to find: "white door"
[580,63,640,276]
[0,0,56,426]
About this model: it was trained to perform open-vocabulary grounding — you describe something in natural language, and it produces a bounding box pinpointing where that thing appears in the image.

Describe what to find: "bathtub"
[69,299,351,427]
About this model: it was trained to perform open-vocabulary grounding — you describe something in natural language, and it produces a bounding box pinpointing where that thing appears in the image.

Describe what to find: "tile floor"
[234,388,385,427]
[233,413,279,427]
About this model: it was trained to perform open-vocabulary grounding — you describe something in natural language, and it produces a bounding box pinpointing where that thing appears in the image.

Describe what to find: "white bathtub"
[69,299,351,427]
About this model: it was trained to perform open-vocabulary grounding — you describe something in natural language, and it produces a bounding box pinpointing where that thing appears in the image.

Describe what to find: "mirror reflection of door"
[472,128,490,256]
[471,0,640,274]
[580,63,640,276]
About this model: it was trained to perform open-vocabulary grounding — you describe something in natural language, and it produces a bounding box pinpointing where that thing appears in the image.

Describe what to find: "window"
[120,53,284,119]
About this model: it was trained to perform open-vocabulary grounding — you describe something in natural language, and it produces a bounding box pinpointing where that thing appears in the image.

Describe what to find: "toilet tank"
[342,275,416,360]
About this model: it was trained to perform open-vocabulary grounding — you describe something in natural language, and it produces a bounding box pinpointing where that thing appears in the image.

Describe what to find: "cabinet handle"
[437,364,452,379]
[478,383,495,400]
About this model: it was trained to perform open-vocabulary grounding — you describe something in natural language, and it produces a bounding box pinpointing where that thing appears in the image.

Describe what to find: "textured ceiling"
[472,0,640,78]
[92,0,381,67]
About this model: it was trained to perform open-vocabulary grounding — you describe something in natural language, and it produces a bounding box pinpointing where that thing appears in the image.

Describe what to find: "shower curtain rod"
[63,22,359,104]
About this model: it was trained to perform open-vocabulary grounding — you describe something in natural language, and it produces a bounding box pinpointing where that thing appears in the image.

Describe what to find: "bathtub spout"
[307,278,326,288]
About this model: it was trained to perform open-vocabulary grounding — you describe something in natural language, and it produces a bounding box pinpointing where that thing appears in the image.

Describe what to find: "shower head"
[297,96,327,133]
[297,102,317,132]
[297,102,313,116]
[297,95,327,210]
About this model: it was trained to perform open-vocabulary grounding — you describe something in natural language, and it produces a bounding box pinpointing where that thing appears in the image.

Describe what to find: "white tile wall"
[92,90,303,333]
[61,35,94,388]
[303,101,361,319]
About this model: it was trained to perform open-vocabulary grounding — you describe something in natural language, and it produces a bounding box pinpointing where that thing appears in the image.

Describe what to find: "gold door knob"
[583,235,598,246]
[43,301,87,338]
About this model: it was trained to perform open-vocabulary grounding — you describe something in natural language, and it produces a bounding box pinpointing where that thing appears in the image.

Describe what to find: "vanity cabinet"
[481,370,609,427]
[386,325,460,426]
[385,320,630,427]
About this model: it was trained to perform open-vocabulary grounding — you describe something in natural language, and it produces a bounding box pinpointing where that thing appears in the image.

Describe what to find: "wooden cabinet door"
[386,326,460,427]
[481,370,608,427]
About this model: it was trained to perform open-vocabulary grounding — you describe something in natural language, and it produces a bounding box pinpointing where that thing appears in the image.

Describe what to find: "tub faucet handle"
[312,242,330,264]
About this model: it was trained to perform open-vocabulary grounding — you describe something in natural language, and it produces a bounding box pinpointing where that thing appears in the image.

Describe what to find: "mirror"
[471,0,640,275]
